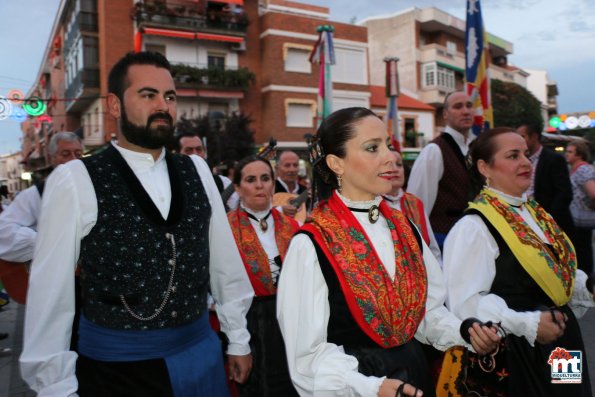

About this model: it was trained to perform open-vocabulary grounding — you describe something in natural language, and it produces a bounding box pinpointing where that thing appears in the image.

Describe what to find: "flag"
[309,25,335,126]
[384,57,401,152]
[465,0,493,135]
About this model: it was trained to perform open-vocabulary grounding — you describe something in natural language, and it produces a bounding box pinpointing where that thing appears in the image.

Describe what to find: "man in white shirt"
[20,51,253,396]
[274,151,306,218]
[0,132,83,265]
[407,91,475,249]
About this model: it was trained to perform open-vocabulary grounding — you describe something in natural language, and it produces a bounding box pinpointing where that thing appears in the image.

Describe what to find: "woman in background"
[228,156,299,397]
[383,149,442,263]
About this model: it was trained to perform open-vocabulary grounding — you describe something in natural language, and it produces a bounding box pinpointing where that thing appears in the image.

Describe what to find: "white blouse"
[443,188,594,347]
[277,192,471,397]
[20,143,254,396]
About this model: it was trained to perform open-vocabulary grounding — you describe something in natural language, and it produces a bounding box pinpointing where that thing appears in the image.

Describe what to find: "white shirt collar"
[112,141,166,169]
[487,186,528,207]
[336,190,382,209]
[444,125,475,147]
[383,189,404,203]
[240,203,273,219]
[276,178,299,194]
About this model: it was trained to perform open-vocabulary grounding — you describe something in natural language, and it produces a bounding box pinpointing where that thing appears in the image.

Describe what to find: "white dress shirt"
[277,192,471,397]
[443,188,594,348]
[20,143,254,397]
[407,126,475,214]
[0,185,41,262]
[384,190,443,265]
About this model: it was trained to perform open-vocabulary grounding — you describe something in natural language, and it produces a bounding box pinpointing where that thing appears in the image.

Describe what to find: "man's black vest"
[79,146,211,330]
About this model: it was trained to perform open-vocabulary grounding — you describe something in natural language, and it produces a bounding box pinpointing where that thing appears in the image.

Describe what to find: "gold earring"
[337,175,343,192]
[485,176,491,187]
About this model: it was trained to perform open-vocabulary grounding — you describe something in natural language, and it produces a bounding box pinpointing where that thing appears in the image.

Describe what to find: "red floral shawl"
[228,208,299,296]
[400,192,431,245]
[302,193,427,348]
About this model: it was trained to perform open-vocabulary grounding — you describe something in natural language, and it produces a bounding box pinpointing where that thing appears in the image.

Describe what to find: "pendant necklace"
[348,205,380,224]
[245,210,272,232]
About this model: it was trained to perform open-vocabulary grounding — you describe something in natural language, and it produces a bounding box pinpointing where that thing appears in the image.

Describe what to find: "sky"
[0,0,594,154]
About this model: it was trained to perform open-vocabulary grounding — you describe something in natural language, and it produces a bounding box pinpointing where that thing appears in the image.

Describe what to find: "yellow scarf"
[468,188,576,306]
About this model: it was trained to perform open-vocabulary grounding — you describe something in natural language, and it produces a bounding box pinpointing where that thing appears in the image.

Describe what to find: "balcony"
[65,11,98,52]
[171,63,254,92]
[132,1,248,36]
[418,44,464,69]
[65,68,100,113]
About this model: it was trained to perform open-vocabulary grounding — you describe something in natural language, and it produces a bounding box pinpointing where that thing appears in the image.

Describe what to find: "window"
[446,41,457,54]
[208,54,226,70]
[332,47,366,85]
[285,47,311,73]
[422,63,436,87]
[286,102,314,128]
[422,62,455,90]
[145,44,166,57]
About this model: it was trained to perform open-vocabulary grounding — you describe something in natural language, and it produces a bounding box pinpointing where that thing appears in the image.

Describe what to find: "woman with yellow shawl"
[443,127,594,396]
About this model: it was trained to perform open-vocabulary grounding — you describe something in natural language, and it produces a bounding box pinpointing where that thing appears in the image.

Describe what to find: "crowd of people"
[0,50,594,397]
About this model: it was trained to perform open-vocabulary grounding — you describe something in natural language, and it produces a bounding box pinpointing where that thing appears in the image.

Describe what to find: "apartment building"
[257,0,369,147]
[22,0,371,167]
[361,7,528,136]
[525,68,559,123]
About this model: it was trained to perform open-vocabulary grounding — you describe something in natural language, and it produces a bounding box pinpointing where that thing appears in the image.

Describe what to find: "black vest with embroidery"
[79,146,211,330]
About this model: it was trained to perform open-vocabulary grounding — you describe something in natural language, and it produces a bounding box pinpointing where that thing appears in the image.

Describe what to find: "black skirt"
[237,295,298,397]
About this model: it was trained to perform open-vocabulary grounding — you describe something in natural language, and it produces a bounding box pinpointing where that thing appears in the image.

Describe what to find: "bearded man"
[20,51,254,397]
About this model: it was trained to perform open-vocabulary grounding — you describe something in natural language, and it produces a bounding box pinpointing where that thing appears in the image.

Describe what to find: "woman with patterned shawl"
[443,127,595,396]
[227,155,299,397]
[276,108,500,397]
[383,149,442,264]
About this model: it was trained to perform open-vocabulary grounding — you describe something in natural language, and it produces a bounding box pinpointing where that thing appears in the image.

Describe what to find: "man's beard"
[120,108,175,149]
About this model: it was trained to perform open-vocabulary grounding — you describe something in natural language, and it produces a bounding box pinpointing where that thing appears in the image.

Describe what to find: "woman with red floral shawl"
[277,108,500,397]
[228,156,299,397]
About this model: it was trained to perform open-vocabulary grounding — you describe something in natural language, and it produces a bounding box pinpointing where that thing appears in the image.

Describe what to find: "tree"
[176,112,255,168]
[491,79,543,131]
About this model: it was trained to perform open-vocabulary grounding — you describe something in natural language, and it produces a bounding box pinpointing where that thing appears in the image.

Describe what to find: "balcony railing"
[65,11,98,51]
[132,1,248,34]
[171,63,254,91]
[65,68,100,109]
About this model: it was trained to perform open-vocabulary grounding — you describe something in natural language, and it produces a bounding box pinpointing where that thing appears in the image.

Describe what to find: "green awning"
[436,61,464,74]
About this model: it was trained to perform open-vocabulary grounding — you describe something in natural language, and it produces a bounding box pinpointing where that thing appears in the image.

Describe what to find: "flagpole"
[310,25,335,127]
[384,57,401,151]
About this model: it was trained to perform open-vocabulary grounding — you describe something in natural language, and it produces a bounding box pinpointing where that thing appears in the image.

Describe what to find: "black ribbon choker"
[348,205,380,224]
[245,210,272,232]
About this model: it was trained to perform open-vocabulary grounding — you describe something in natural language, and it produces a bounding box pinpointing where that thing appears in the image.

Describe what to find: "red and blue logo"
[548,347,582,384]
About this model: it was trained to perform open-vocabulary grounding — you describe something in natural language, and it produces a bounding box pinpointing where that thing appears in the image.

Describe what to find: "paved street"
[2,300,595,395]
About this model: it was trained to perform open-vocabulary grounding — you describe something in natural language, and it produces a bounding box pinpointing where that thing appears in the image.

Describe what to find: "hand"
[227,354,253,384]
[536,310,566,344]
[378,379,423,397]
[281,204,298,218]
[468,322,501,355]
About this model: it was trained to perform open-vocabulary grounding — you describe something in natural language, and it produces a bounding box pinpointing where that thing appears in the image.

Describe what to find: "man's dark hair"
[108,51,171,101]
[518,121,544,138]
[174,131,201,152]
